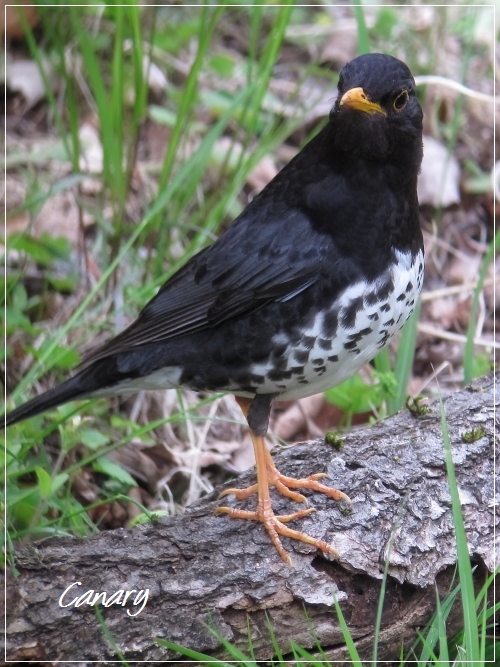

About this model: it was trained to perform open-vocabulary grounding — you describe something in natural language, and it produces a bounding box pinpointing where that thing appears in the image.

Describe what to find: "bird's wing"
[83,208,328,365]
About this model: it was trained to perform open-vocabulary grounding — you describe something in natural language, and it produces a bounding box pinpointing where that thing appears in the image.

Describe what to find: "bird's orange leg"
[219,398,351,504]
[216,396,344,564]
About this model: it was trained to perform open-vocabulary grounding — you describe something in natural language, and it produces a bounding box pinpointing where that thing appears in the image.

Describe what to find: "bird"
[5,53,424,565]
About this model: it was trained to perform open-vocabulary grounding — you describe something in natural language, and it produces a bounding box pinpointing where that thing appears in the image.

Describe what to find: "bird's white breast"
[246,248,424,400]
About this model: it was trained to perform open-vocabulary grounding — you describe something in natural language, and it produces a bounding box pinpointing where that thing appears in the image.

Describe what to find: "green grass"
[439,394,479,661]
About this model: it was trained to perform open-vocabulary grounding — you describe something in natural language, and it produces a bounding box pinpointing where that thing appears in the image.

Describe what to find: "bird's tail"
[4,360,116,427]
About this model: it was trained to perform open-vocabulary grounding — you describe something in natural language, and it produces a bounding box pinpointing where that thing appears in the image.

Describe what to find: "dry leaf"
[32,192,80,244]
[4,175,27,213]
[428,296,465,330]
[146,60,168,97]
[6,59,50,110]
[1,3,39,39]
[247,156,278,193]
[418,135,461,207]
[273,394,325,441]
[447,255,481,286]
[78,122,106,194]
[108,445,159,489]
[320,27,357,68]
[5,211,29,236]
[230,432,255,472]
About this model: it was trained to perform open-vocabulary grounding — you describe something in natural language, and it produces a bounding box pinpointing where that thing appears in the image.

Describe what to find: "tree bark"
[4,373,497,663]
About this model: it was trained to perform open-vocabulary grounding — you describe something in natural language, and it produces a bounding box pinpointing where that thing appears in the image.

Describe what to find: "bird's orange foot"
[215,499,338,564]
[270,469,352,504]
[219,458,351,505]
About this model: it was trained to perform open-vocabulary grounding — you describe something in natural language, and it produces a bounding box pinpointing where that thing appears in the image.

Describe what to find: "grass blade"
[332,590,363,666]
[353,2,370,55]
[155,638,232,665]
[390,302,421,413]
[289,640,327,667]
[435,586,450,664]
[8,84,254,403]
[439,393,480,660]
[94,605,131,666]
[413,580,460,665]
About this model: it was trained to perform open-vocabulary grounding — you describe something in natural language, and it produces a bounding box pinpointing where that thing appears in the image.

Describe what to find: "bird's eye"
[393,90,409,111]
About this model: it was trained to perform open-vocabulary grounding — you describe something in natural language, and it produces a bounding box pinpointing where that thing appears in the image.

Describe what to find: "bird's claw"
[216,501,336,564]
[218,468,351,506]
[218,484,258,501]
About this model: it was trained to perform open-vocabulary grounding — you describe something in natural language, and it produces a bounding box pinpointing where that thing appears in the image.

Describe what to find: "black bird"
[5,53,424,564]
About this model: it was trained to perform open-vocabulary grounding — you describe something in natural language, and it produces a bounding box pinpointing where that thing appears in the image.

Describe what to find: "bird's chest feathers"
[251,249,424,400]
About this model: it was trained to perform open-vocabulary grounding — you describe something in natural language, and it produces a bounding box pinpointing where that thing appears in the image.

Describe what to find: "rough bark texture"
[4,373,497,663]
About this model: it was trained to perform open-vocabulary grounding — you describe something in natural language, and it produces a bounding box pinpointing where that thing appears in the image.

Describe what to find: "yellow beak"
[339,87,386,116]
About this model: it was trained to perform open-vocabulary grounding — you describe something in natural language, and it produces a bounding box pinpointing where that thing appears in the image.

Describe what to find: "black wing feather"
[83,160,332,365]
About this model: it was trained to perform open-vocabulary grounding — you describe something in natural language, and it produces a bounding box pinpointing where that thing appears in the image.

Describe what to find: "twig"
[415,75,497,104]
[418,322,499,349]
[420,277,495,301]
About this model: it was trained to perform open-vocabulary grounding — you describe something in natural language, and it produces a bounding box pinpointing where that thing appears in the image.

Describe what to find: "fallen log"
[4,373,496,662]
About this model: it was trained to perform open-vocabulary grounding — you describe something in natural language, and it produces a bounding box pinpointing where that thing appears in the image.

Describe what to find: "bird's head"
[330,53,423,163]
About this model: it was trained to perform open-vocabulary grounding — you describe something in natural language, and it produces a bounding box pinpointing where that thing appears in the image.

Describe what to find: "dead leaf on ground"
[417,338,463,368]
[428,295,470,330]
[418,135,461,208]
[5,211,30,236]
[273,394,325,441]
[230,432,255,472]
[320,25,357,68]
[4,174,27,213]
[79,122,104,193]
[247,155,278,193]
[6,59,52,110]
[1,3,39,39]
[71,470,99,504]
[447,254,482,286]
[145,59,168,97]
[108,445,159,490]
[32,191,88,245]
